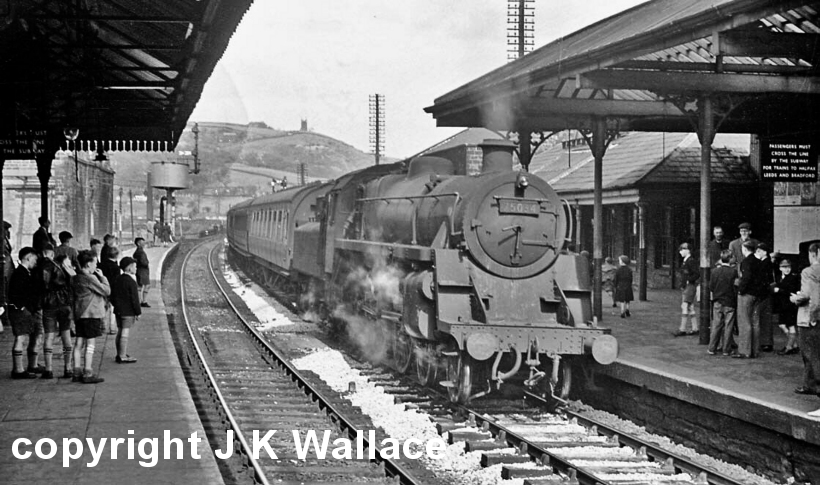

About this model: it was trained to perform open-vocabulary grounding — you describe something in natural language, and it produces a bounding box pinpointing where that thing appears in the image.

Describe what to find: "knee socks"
[84,339,96,375]
[63,346,73,371]
[117,332,129,358]
[27,351,39,371]
[12,349,24,373]
[43,347,53,372]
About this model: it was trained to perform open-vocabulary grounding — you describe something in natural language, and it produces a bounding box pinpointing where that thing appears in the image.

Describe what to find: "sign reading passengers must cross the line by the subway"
[761,140,818,182]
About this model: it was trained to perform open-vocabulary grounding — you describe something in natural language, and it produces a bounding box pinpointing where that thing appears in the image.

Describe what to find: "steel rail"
[179,239,271,485]
[450,402,616,485]
[206,242,423,485]
[524,391,742,485]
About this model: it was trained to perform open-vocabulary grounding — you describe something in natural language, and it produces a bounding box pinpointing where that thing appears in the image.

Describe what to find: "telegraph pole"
[368,94,385,165]
[507,0,534,61]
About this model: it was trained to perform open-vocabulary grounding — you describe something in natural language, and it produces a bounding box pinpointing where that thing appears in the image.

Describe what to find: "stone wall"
[578,374,820,483]
[3,151,114,252]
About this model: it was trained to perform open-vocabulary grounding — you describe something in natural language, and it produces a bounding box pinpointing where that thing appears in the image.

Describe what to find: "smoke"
[332,305,388,364]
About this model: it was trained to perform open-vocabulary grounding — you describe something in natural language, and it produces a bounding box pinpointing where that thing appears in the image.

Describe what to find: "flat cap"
[738,222,752,230]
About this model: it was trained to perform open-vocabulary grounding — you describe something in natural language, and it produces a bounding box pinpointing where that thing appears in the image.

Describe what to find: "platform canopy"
[425,0,820,137]
[0,0,253,152]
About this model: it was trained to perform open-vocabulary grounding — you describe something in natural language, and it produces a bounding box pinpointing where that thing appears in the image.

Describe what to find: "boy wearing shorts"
[40,244,74,378]
[8,247,43,378]
[112,257,141,363]
[71,250,110,383]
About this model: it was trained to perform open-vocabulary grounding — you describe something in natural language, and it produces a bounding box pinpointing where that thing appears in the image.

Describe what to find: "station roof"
[0,0,253,152]
[425,0,820,138]
[535,132,756,195]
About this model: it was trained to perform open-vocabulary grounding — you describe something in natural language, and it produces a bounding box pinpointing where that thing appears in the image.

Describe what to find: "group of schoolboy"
[3,217,150,384]
[678,222,820,417]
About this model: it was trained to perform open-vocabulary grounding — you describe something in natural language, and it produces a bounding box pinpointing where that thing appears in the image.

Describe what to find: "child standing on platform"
[112,257,141,363]
[133,238,151,308]
[613,255,633,319]
[774,258,801,355]
[71,250,110,384]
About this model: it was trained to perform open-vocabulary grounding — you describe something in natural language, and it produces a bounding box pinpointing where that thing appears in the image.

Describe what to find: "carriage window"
[283,212,289,243]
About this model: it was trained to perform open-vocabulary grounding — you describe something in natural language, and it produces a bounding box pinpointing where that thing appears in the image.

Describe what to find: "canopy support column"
[36,154,53,220]
[697,96,716,345]
[638,201,648,301]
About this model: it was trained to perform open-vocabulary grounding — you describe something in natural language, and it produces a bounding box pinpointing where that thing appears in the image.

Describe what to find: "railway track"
[339,360,751,485]
[217,243,759,485]
[178,239,424,485]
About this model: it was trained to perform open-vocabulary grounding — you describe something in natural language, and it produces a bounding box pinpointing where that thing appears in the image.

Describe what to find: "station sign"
[0,129,48,158]
[761,140,818,182]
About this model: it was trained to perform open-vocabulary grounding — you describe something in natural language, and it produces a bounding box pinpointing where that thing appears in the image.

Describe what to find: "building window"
[624,206,638,262]
[655,206,673,268]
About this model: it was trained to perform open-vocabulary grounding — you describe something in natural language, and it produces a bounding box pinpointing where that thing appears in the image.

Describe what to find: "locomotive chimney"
[479,139,516,173]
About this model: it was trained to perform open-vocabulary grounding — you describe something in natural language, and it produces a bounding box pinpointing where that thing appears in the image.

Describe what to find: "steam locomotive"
[226,139,617,403]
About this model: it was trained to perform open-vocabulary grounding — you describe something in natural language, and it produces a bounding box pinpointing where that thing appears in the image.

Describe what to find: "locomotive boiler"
[227,139,617,403]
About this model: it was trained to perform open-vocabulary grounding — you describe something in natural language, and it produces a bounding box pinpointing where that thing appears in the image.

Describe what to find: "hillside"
[110,121,384,193]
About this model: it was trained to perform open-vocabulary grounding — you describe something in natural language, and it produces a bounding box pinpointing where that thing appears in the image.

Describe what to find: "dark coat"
[613,265,634,303]
[9,265,40,312]
[710,265,737,308]
[738,254,767,297]
[680,256,700,289]
[774,273,800,326]
[32,227,56,254]
[133,247,150,286]
[40,258,72,309]
[99,259,121,298]
[112,273,141,317]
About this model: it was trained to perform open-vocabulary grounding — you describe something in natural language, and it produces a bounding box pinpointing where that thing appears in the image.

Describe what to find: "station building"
[2,150,114,250]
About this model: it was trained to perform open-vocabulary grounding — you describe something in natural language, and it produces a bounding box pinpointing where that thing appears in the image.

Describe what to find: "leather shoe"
[794,387,818,395]
[732,353,750,359]
[672,330,687,337]
[11,371,38,379]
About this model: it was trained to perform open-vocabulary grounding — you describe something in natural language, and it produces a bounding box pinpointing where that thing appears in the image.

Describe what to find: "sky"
[190,0,649,159]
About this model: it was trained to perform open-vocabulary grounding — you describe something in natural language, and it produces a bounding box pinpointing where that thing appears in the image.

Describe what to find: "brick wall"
[3,152,114,252]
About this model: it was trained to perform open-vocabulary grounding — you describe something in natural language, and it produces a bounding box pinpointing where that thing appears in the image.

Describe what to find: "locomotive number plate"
[498,199,540,215]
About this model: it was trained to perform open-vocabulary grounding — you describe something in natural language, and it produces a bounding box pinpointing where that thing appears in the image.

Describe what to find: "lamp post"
[118,187,123,241]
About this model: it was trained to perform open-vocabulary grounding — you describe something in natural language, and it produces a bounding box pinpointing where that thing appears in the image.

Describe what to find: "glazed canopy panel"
[0,0,253,149]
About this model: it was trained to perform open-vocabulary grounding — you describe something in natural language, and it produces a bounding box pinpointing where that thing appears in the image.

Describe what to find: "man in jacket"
[8,247,43,378]
[791,242,820,416]
[2,221,14,332]
[40,243,73,378]
[32,216,56,255]
[729,222,759,271]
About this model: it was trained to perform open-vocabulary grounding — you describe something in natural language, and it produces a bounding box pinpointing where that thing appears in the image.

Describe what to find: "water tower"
[151,160,189,240]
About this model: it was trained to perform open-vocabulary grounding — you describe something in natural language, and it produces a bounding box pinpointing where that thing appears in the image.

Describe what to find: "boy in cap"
[755,243,776,352]
[133,237,150,307]
[674,242,700,337]
[773,258,800,355]
[112,256,140,363]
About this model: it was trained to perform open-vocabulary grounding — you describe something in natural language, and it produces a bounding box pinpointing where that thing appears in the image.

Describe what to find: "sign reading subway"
[761,140,818,182]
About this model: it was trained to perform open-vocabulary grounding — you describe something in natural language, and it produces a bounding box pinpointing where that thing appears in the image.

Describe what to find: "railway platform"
[0,244,223,485]
[583,288,820,471]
